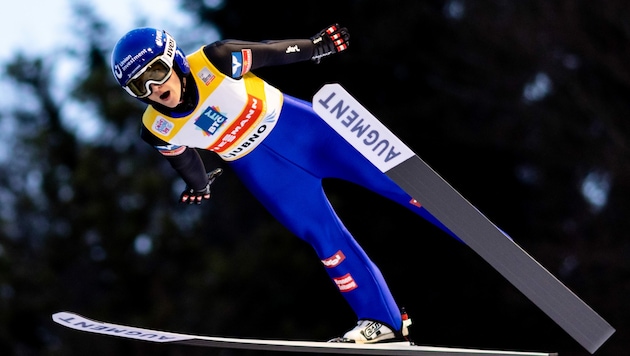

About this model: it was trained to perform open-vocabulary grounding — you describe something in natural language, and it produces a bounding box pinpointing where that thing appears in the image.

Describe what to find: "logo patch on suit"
[231,49,252,78]
[197,67,216,85]
[195,106,227,135]
[322,250,346,268]
[152,116,174,136]
[333,273,358,292]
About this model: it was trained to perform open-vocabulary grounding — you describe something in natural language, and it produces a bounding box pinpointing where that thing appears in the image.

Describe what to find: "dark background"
[1,1,628,355]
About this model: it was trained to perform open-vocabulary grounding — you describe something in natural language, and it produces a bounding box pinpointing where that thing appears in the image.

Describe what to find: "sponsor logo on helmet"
[178,49,190,72]
[165,37,175,58]
[114,64,123,79]
[115,49,149,80]
[321,250,346,268]
[155,29,164,46]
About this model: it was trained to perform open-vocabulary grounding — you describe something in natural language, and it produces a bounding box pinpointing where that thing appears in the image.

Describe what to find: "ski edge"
[52,312,556,356]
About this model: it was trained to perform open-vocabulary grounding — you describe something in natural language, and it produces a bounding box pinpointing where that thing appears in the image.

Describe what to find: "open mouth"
[160,91,171,100]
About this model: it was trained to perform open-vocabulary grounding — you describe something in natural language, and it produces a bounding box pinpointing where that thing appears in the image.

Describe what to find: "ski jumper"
[139,40,453,332]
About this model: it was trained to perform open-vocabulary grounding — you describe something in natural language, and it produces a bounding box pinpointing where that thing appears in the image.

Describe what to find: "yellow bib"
[141,48,283,161]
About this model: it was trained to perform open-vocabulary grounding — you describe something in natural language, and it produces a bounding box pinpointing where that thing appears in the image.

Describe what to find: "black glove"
[179,168,223,205]
[311,24,350,64]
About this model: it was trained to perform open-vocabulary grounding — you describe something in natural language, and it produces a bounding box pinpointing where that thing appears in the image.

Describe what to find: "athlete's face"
[147,71,182,108]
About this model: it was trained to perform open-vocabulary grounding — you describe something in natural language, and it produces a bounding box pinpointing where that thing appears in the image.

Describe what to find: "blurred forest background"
[1,0,628,355]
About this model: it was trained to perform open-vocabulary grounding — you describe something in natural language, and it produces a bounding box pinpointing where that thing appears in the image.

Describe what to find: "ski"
[52,312,555,355]
[312,83,615,355]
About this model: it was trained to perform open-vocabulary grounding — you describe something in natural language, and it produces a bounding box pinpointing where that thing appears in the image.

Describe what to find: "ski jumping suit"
[140,38,452,333]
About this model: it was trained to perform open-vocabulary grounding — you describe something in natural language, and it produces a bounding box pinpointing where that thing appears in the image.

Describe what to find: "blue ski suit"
[139,36,450,333]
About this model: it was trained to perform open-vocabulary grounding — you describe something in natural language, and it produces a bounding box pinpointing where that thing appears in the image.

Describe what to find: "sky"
[2,0,194,62]
[0,0,209,144]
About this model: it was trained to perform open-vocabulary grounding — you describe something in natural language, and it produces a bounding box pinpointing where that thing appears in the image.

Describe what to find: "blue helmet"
[111,28,190,98]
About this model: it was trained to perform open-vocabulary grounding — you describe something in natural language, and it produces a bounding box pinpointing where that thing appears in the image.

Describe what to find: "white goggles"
[123,33,177,98]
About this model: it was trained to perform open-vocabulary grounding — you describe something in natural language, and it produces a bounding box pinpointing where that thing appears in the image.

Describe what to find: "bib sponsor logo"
[155,29,164,46]
[333,273,358,292]
[219,123,267,159]
[321,250,346,268]
[219,110,278,161]
[152,116,174,136]
[211,94,262,152]
[195,106,227,135]
[197,67,216,86]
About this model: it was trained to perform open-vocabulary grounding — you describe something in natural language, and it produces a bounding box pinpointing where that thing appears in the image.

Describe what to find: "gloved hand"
[179,168,223,205]
[311,24,350,63]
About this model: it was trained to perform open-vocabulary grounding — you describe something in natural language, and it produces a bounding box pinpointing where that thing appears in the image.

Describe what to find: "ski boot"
[328,309,412,344]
